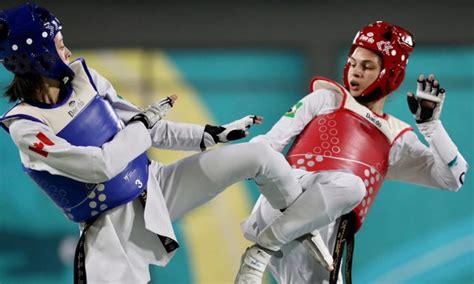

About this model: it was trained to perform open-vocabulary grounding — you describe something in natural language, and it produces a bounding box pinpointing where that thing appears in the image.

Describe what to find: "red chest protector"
[286,77,412,232]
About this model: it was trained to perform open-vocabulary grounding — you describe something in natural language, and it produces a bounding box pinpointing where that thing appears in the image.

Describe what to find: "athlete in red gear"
[235,21,468,284]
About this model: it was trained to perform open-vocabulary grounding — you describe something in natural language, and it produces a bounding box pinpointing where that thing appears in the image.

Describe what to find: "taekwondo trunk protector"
[286,77,411,283]
[286,105,389,232]
[0,58,179,284]
[287,77,411,232]
[0,58,148,222]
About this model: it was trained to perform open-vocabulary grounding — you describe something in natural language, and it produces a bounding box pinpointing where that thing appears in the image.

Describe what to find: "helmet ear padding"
[388,65,405,91]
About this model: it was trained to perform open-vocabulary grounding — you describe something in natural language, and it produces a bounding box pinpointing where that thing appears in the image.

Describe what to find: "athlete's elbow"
[452,170,467,192]
[92,170,112,183]
[446,160,469,192]
[443,177,465,192]
[446,184,461,192]
[96,165,123,182]
[91,158,121,183]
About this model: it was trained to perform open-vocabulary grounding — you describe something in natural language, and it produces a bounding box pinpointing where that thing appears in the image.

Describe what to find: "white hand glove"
[407,74,445,123]
[204,115,263,143]
[129,95,177,129]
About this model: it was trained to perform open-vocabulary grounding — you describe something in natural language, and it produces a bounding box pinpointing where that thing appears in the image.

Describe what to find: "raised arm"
[387,74,467,190]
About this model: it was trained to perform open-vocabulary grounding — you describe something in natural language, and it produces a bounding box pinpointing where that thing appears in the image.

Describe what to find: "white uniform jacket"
[4,64,213,283]
[251,88,467,191]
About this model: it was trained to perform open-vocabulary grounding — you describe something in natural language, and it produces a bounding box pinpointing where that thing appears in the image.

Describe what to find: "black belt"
[73,190,179,284]
[74,220,92,284]
[329,213,357,284]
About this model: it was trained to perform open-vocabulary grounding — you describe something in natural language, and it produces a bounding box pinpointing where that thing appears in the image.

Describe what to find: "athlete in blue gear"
[0,3,304,283]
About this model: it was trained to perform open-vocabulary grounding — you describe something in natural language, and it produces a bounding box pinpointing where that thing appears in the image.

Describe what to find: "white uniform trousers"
[85,142,302,283]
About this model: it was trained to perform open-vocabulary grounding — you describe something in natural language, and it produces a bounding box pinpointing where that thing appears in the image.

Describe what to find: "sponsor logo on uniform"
[358,32,375,44]
[401,34,414,47]
[124,169,137,182]
[44,22,57,37]
[376,41,393,56]
[67,99,85,118]
[365,112,382,128]
[448,155,458,168]
[28,132,55,158]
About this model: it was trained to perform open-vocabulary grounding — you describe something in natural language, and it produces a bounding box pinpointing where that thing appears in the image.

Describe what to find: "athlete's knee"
[251,142,276,156]
[247,142,282,167]
[227,143,276,177]
[315,171,366,218]
[352,175,367,204]
[343,174,366,208]
[333,172,366,205]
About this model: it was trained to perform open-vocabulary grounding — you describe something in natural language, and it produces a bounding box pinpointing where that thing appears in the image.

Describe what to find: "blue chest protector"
[1,59,148,223]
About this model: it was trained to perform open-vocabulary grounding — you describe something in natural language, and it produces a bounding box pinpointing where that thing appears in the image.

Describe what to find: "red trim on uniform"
[391,127,413,146]
[310,76,348,110]
[373,112,389,120]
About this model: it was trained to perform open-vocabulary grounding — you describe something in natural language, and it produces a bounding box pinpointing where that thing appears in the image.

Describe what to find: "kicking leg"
[159,142,302,220]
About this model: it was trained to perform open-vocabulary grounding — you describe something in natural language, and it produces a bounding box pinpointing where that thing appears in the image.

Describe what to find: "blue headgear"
[0,3,74,84]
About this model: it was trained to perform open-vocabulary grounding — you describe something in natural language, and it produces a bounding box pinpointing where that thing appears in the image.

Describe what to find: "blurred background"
[0,0,473,283]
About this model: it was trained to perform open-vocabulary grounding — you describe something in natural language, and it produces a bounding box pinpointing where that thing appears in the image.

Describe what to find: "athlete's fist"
[407,74,445,123]
[129,95,177,129]
[205,115,263,143]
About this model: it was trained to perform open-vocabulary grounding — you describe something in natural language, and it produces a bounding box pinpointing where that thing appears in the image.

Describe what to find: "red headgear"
[343,21,415,103]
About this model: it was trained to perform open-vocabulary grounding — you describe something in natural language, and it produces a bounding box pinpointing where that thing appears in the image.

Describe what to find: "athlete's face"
[54,32,72,65]
[347,47,382,97]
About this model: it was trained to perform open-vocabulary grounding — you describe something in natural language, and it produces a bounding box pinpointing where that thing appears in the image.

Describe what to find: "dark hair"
[4,73,48,103]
